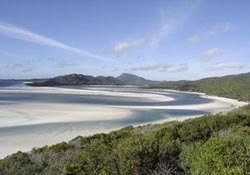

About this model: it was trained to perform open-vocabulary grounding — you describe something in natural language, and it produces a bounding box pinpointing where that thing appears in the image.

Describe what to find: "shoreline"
[153,88,248,109]
[0,87,247,128]
[0,86,173,128]
[129,88,249,126]
[0,86,248,159]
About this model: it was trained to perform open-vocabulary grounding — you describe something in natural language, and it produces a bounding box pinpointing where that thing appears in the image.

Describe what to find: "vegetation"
[149,72,250,101]
[117,73,158,86]
[1,105,250,175]
[27,73,159,86]
[27,74,124,86]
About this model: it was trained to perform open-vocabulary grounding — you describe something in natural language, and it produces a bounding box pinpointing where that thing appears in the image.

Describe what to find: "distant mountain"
[150,72,250,101]
[27,73,159,87]
[28,74,123,86]
[117,73,159,86]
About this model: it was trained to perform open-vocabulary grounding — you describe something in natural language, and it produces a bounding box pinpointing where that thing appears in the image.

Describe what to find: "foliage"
[1,105,250,175]
[117,73,158,86]
[150,72,250,101]
[181,137,250,175]
[28,73,124,86]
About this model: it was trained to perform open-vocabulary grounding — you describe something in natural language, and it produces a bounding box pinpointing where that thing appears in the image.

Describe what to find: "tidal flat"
[0,84,246,158]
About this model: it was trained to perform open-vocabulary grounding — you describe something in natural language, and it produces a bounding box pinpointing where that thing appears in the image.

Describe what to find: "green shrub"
[181,138,250,175]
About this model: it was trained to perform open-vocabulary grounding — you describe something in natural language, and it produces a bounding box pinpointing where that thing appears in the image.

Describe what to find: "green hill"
[1,105,249,175]
[27,74,124,86]
[27,73,160,87]
[150,72,250,101]
[117,73,159,86]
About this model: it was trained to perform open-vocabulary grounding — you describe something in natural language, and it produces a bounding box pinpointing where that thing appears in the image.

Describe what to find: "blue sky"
[0,0,249,80]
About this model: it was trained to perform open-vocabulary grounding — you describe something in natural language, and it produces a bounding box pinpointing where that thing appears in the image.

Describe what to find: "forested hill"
[27,73,158,86]
[149,72,250,101]
[27,74,124,86]
[0,105,249,174]
[117,73,159,86]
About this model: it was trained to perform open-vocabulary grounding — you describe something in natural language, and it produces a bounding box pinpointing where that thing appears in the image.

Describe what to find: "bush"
[181,138,250,175]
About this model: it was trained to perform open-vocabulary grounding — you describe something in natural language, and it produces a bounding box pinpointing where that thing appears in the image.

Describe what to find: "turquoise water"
[0,82,229,158]
[0,83,213,131]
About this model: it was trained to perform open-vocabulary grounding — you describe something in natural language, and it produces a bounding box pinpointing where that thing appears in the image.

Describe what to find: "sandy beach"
[0,86,247,158]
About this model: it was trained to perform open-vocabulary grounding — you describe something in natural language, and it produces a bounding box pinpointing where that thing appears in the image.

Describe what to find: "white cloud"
[150,0,203,46]
[111,0,203,52]
[131,63,188,72]
[0,22,110,61]
[201,48,223,60]
[113,38,145,54]
[187,22,235,44]
[207,62,243,71]
[205,23,234,37]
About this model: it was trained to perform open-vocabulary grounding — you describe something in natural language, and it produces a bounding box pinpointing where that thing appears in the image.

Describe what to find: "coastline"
[0,86,247,128]
[156,88,248,110]
[0,86,173,128]
[0,86,248,159]
[130,88,249,126]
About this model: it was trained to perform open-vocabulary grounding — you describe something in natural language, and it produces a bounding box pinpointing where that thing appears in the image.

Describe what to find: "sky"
[0,0,249,80]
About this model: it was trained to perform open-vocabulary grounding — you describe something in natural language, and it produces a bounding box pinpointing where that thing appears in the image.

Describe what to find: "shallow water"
[0,82,240,158]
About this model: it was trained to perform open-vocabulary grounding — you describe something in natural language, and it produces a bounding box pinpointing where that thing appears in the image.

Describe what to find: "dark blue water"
[0,80,25,87]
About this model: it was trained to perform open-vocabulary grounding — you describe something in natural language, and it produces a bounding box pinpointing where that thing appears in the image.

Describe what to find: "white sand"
[0,103,132,127]
[0,86,248,158]
[0,87,173,128]
[1,86,173,102]
[0,125,118,159]
[112,94,247,112]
